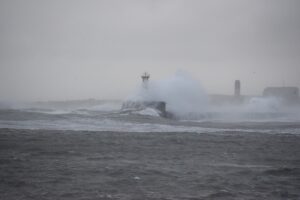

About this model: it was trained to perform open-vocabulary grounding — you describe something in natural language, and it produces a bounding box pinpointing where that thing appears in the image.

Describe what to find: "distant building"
[209,80,244,105]
[263,87,299,104]
[234,80,241,97]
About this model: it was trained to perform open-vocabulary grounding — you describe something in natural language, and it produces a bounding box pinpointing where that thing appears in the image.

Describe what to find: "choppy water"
[0,100,300,134]
[1,100,300,200]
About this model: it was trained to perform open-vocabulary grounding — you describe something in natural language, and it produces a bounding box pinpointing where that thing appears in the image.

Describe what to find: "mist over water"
[242,97,281,113]
[1,67,298,122]
[209,98,300,122]
[0,71,299,133]
[126,71,300,122]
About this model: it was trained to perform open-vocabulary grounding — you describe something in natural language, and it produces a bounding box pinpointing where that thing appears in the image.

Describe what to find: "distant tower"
[141,72,150,89]
[234,80,241,97]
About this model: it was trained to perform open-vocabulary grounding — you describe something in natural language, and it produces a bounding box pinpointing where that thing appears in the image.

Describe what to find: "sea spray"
[207,97,288,121]
[242,97,281,113]
[127,70,209,117]
[126,71,300,121]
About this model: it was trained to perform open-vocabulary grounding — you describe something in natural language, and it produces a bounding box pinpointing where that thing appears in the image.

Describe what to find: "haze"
[0,0,300,101]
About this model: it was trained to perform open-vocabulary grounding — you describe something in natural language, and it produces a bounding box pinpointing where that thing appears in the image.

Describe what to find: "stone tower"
[234,80,241,97]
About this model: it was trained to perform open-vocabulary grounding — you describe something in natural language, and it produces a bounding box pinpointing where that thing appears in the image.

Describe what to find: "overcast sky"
[0,0,299,101]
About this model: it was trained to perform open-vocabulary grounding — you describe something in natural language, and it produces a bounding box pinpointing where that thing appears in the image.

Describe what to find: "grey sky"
[0,0,299,101]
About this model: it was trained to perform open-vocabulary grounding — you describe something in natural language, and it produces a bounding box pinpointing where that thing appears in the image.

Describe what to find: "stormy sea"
[0,98,300,200]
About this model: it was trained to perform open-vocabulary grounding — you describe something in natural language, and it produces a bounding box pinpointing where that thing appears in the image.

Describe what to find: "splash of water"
[127,71,300,121]
[127,70,209,116]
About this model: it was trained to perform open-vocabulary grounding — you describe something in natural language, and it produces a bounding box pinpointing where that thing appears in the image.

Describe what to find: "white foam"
[1,118,299,135]
[133,108,161,117]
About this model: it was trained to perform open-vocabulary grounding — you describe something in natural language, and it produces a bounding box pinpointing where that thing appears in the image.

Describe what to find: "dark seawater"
[0,129,299,199]
[0,100,300,199]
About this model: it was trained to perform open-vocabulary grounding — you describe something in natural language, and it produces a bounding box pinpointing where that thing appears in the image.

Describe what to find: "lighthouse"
[121,72,167,117]
[141,72,150,89]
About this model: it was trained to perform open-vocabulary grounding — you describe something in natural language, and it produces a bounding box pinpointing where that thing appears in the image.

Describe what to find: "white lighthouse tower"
[141,72,150,89]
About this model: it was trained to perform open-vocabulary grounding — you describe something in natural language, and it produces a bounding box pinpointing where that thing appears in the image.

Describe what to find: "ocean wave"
[133,108,162,117]
[0,100,300,134]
